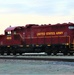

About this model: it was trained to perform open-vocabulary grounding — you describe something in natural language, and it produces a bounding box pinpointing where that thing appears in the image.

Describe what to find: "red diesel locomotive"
[0,23,74,55]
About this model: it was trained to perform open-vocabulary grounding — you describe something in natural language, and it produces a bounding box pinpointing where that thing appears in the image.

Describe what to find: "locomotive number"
[7,36,12,40]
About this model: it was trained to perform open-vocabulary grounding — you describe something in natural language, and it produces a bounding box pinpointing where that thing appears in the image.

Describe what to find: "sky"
[0,0,74,34]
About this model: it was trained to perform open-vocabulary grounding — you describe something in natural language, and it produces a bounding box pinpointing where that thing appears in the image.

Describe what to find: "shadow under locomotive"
[0,44,74,55]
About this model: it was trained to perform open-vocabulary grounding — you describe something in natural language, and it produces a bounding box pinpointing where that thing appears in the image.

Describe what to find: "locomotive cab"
[5,26,17,38]
[0,26,26,55]
[4,26,25,46]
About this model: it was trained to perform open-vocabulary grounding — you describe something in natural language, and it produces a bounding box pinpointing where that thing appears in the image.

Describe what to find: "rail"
[0,56,74,62]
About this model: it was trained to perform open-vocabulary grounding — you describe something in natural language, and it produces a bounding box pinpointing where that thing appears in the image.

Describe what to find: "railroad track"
[0,55,74,62]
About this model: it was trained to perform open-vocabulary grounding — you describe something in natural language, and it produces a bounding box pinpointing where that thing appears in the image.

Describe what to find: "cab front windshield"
[5,31,11,35]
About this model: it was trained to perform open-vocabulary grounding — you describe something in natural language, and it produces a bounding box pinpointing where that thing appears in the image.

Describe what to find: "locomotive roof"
[5,26,24,32]
[5,23,74,32]
[30,23,74,28]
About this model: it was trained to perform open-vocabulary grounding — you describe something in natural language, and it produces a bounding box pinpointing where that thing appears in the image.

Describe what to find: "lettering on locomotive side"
[37,32,45,36]
[46,32,55,35]
[56,32,63,35]
[37,31,63,36]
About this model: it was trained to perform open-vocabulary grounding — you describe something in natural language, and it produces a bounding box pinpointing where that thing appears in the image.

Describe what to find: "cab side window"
[8,31,11,35]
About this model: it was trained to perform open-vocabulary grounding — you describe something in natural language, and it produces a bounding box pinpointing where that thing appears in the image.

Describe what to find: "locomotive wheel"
[53,50,57,55]
[7,52,10,55]
[46,52,51,55]
[1,52,4,55]
[63,52,68,55]
[53,52,57,55]
[70,53,73,56]
[63,49,68,55]
[13,52,16,55]
[46,50,51,55]
[19,53,22,55]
